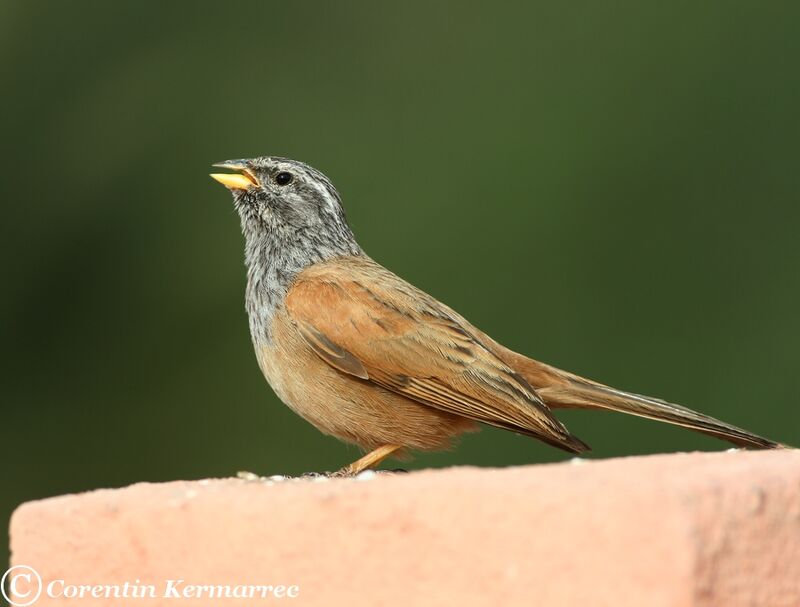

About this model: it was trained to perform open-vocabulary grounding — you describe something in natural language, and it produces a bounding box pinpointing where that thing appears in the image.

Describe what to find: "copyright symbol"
[1,565,42,606]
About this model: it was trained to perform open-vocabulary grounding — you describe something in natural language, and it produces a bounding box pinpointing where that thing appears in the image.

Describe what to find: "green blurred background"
[2,1,798,564]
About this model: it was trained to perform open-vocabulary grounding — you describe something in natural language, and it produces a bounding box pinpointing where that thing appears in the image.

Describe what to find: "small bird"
[211,156,781,475]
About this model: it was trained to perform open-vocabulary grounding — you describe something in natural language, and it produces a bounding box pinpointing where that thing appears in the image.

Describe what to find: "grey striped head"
[213,156,355,244]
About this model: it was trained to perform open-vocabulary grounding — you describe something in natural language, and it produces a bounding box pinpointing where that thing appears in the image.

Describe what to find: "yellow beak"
[210,172,258,190]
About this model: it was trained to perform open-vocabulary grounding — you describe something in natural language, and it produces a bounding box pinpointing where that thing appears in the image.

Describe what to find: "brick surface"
[8,450,800,606]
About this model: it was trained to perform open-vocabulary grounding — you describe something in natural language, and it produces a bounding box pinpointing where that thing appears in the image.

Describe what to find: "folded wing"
[285,257,589,454]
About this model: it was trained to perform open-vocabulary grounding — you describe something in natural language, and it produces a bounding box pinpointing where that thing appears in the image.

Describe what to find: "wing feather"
[285,256,589,453]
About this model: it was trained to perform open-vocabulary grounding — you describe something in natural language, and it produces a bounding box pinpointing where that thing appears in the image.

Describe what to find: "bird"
[210,156,782,476]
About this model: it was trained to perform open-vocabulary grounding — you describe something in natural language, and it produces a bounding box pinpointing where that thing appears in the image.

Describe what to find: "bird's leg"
[334,444,402,477]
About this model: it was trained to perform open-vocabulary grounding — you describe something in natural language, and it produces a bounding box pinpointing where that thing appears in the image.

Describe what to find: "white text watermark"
[2,566,300,606]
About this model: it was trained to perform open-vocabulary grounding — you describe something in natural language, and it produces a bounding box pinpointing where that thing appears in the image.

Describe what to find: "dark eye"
[275,171,293,186]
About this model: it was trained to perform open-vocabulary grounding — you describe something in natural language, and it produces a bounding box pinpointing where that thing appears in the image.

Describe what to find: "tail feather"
[478,334,782,449]
[537,378,780,449]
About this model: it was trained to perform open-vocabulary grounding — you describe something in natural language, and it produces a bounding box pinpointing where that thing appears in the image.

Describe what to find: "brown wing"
[285,256,589,454]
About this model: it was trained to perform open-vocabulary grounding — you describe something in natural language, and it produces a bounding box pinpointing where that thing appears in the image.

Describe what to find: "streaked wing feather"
[295,321,369,380]
[285,257,588,453]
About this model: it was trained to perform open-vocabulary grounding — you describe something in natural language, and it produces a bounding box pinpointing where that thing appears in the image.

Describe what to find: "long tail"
[537,372,780,449]
[484,338,782,449]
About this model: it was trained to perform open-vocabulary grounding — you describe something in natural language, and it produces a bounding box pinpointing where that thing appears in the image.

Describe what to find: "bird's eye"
[275,172,293,186]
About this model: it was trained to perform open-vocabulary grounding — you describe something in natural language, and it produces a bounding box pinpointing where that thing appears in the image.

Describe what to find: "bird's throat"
[242,228,361,344]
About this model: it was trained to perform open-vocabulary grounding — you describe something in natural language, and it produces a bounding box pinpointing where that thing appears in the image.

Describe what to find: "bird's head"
[211,156,358,256]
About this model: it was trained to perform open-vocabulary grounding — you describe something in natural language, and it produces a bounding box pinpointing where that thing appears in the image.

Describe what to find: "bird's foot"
[236,445,405,482]
[333,444,402,477]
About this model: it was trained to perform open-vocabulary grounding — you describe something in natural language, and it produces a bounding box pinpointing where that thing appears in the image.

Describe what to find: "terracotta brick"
[8,450,800,606]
